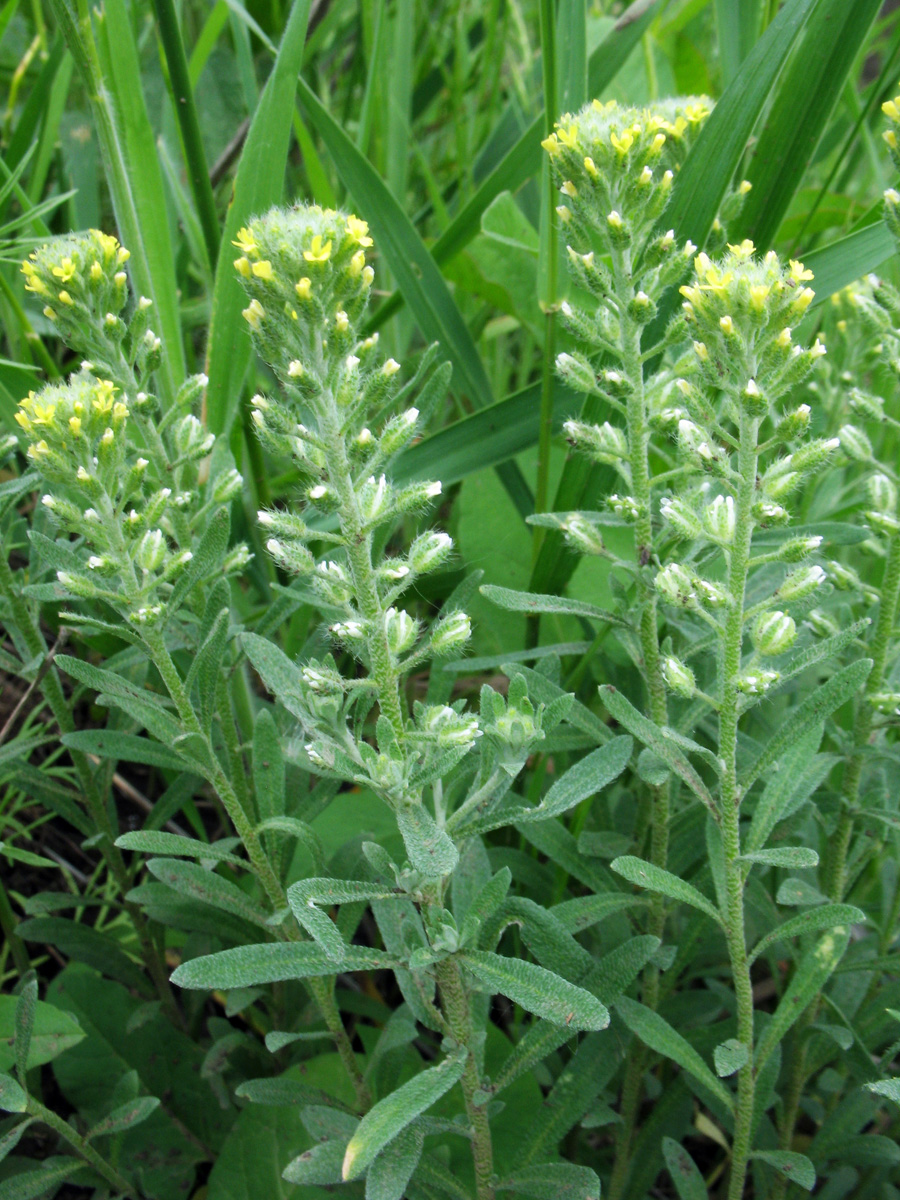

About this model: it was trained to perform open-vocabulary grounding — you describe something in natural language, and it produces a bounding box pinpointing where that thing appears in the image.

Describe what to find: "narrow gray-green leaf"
[481,584,626,626]
[0,1073,26,1113]
[614,996,733,1109]
[85,1096,160,1140]
[741,847,819,869]
[460,949,609,1030]
[364,1124,424,1200]
[116,831,245,867]
[146,858,270,928]
[287,879,398,961]
[496,1162,600,1199]
[662,1137,708,1200]
[749,904,865,964]
[714,1038,749,1078]
[341,1051,466,1180]
[752,1150,816,1191]
[171,941,395,989]
[611,856,722,925]
[395,803,459,878]
[13,980,36,1092]
[867,1079,900,1105]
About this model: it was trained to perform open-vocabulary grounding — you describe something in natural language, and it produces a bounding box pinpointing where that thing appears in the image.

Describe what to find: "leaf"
[599,686,717,813]
[0,1073,26,1113]
[867,1079,900,1105]
[13,979,36,1090]
[253,708,285,825]
[116,830,245,866]
[804,224,895,307]
[287,879,398,961]
[735,0,882,250]
[171,941,395,989]
[85,1096,160,1140]
[481,583,626,626]
[16,918,149,994]
[714,1038,749,1078]
[614,996,733,1110]
[460,867,512,948]
[0,1159,83,1198]
[754,929,850,1070]
[752,1150,816,1191]
[395,803,459,878]
[364,1124,424,1200]
[742,659,872,790]
[662,1137,708,1200]
[460,950,609,1031]
[61,729,185,771]
[235,1077,352,1109]
[741,847,819,869]
[0,996,84,1074]
[241,632,304,705]
[745,726,827,854]
[611,856,721,925]
[283,1138,346,1185]
[341,1051,466,1180]
[776,877,827,906]
[204,0,313,434]
[145,858,271,928]
[749,904,865,964]
[496,1162,600,1199]
[168,507,231,616]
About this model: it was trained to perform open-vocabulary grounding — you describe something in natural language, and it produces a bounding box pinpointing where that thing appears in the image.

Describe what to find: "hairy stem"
[28,1095,135,1195]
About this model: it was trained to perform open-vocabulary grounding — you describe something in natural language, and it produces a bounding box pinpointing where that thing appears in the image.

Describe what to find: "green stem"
[435,956,495,1200]
[606,240,669,1200]
[27,1095,135,1195]
[0,876,31,976]
[719,406,759,1200]
[149,0,220,272]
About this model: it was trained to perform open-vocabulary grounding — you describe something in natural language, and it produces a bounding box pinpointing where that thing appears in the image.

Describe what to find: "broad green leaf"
[714,1038,749,1078]
[460,949,609,1031]
[481,583,626,626]
[0,1159,82,1198]
[745,725,826,853]
[460,868,512,948]
[614,996,733,1110]
[364,1124,424,1200]
[341,1051,466,1180]
[611,856,721,925]
[0,1072,27,1113]
[235,1076,352,1109]
[716,0,762,85]
[168,508,231,616]
[665,0,817,248]
[735,0,882,250]
[241,632,305,705]
[0,996,83,1074]
[13,980,36,1090]
[752,1150,816,1191]
[520,1032,614,1166]
[599,686,718,814]
[85,1096,160,1140]
[283,1139,346,1185]
[749,904,865,964]
[287,879,399,961]
[741,847,819,869]
[776,877,828,906]
[395,803,459,878]
[204,0,312,434]
[16,918,149,994]
[496,1162,600,1199]
[755,929,851,1070]
[742,660,872,790]
[662,1136,707,1200]
[145,858,271,928]
[116,831,245,866]
[171,941,395,989]
[805,223,895,306]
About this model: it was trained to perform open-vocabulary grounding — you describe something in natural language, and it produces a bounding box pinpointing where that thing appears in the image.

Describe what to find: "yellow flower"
[52,257,76,283]
[251,260,274,281]
[719,315,734,336]
[883,99,900,121]
[610,130,634,155]
[234,256,252,278]
[776,328,792,349]
[295,277,312,300]
[556,124,578,149]
[541,134,560,155]
[349,251,366,278]
[788,259,813,283]
[242,298,265,329]
[693,341,708,361]
[90,262,103,283]
[58,291,74,306]
[14,410,31,432]
[560,180,577,197]
[346,216,373,247]
[69,415,82,437]
[20,262,47,296]
[94,231,120,262]
[303,235,332,263]
[583,156,598,178]
[233,227,259,257]
[749,285,769,311]
[727,239,755,260]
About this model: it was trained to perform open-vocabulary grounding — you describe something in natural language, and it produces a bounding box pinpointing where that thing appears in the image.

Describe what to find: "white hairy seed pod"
[869,692,900,715]
[409,530,453,573]
[660,496,702,540]
[136,529,166,572]
[655,563,697,607]
[556,352,597,394]
[838,424,873,462]
[430,611,472,654]
[608,494,641,521]
[301,664,343,695]
[704,494,736,544]
[777,564,827,601]
[384,607,418,655]
[780,535,823,563]
[807,608,841,638]
[868,473,898,514]
[563,515,605,556]
[865,509,900,534]
[696,578,729,607]
[662,656,696,698]
[422,705,481,749]
[329,619,367,642]
[212,468,243,505]
[752,610,797,656]
[827,559,862,591]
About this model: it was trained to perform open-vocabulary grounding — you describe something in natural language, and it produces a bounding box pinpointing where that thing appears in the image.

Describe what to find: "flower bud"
[628,291,656,324]
[865,509,900,535]
[655,563,696,606]
[379,407,419,456]
[329,619,367,643]
[807,608,840,638]
[563,515,605,556]
[704,494,735,544]
[660,496,701,540]
[359,474,391,522]
[223,545,253,573]
[867,473,898,514]
[781,535,823,562]
[212,468,243,505]
[753,610,796,656]
[301,662,344,695]
[384,607,419,656]
[737,668,780,695]
[869,692,900,716]
[136,528,166,572]
[662,656,696,697]
[430,610,472,655]
[556,352,597,394]
[827,559,861,590]
[774,404,811,441]
[174,413,215,460]
[421,705,481,749]
[838,424,873,462]
[409,531,453,573]
[57,570,103,598]
[777,564,827,601]
[607,494,641,521]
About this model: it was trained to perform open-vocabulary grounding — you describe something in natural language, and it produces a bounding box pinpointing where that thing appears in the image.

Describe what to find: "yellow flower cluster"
[233,204,378,388]
[543,97,712,241]
[15,376,130,483]
[883,88,900,172]
[21,230,130,324]
[679,242,825,405]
